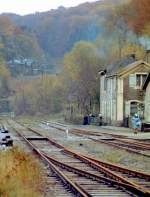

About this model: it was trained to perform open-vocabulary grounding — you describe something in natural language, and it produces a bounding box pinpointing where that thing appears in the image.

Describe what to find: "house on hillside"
[7,58,34,76]
[143,73,150,123]
[99,55,150,127]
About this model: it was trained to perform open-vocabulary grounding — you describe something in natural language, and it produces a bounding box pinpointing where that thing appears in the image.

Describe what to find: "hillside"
[0,0,129,74]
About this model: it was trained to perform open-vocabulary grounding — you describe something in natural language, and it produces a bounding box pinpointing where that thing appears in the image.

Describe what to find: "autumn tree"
[121,43,146,60]
[13,74,63,115]
[103,4,136,60]
[62,41,103,117]
[121,0,150,36]
[0,58,11,97]
[0,16,14,36]
[0,15,44,63]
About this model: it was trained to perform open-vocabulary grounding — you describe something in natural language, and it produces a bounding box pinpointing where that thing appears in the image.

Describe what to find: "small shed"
[143,73,150,122]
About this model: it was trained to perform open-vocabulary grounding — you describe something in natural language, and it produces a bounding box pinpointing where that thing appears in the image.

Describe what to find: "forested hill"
[0,0,128,66]
[1,0,149,115]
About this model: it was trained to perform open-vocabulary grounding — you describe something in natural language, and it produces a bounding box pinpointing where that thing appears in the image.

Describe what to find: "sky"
[0,0,98,15]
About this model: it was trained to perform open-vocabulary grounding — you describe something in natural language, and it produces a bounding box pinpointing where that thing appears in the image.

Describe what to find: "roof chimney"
[145,49,150,63]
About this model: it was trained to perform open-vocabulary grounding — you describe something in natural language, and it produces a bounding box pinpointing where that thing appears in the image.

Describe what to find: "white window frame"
[135,72,148,89]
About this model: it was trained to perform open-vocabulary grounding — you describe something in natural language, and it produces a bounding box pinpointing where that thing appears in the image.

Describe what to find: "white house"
[99,55,150,126]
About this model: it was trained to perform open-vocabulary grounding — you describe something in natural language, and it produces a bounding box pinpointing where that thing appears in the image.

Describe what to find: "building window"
[130,101,138,116]
[136,74,147,87]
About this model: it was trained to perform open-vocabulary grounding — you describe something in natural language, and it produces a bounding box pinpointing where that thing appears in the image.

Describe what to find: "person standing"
[131,113,141,135]
[98,113,103,126]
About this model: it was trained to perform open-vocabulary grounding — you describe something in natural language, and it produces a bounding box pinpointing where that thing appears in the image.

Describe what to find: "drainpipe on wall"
[116,76,118,124]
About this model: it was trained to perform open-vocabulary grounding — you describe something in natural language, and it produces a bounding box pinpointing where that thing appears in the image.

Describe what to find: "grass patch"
[66,141,150,173]
[0,146,43,197]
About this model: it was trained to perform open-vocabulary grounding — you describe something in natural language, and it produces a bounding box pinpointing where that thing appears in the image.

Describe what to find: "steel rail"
[48,122,150,149]
[46,123,150,157]
[44,123,150,192]
[8,121,150,196]
[71,128,150,150]
[11,127,138,196]
[44,154,150,197]
[10,124,133,196]
[90,137,150,157]
[112,138,150,150]
[51,124,150,157]
[94,136,150,155]
[12,127,91,197]
[14,122,150,189]
[25,127,150,196]
[84,155,150,180]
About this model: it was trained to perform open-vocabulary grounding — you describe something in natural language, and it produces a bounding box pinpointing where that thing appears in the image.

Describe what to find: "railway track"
[32,123,150,193]
[1,121,75,197]
[45,122,150,158]
[6,120,150,196]
[48,121,150,147]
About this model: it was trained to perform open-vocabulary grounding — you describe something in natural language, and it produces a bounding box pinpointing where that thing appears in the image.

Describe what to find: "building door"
[125,100,144,117]
[125,100,144,127]
[130,101,144,118]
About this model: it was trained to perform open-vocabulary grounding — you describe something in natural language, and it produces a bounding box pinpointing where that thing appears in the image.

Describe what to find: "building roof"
[107,55,136,77]
[118,60,150,77]
[106,55,150,78]
[143,73,150,90]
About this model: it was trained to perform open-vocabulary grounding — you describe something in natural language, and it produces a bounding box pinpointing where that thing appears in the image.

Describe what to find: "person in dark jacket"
[98,113,103,126]
[83,115,89,125]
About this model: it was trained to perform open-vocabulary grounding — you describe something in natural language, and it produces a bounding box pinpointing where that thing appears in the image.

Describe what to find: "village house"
[143,73,150,123]
[99,54,150,127]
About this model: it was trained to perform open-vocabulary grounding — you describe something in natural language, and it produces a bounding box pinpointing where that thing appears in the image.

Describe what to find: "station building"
[99,55,150,126]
